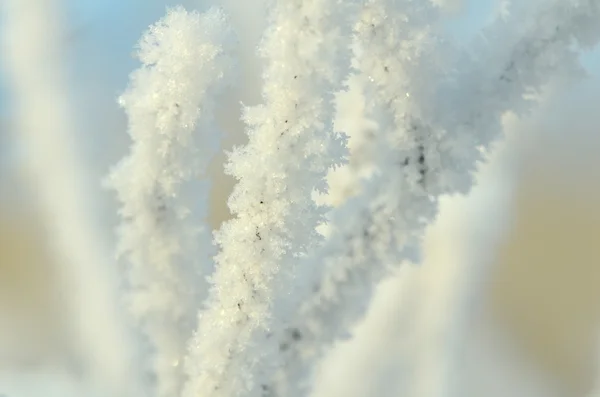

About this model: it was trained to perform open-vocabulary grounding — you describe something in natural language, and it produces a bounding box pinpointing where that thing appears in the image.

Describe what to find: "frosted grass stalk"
[181,1,358,396]
[270,2,442,395]
[105,7,235,397]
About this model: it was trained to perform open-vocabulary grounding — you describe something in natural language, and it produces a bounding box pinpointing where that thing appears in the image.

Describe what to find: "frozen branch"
[181,1,359,396]
[105,7,235,397]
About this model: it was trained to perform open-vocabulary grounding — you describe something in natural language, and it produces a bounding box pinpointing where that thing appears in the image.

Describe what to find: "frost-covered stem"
[352,0,439,189]
[271,0,600,394]
[1,0,140,395]
[105,7,235,397]
[269,1,442,395]
[181,1,357,396]
[320,0,435,221]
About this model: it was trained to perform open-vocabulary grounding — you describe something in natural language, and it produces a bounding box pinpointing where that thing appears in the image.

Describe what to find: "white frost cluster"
[105,0,600,396]
[4,0,600,397]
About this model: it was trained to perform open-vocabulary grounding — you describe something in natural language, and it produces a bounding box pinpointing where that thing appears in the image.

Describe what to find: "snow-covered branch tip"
[105,6,235,397]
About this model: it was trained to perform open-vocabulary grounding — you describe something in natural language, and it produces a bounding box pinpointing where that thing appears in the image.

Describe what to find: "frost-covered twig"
[269,3,442,395]
[271,0,600,394]
[105,7,235,397]
[180,1,358,396]
[320,0,436,223]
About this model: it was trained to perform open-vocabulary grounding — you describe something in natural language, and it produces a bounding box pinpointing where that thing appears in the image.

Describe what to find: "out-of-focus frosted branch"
[105,7,235,397]
[0,0,140,396]
[181,1,358,396]
[270,0,600,395]
[435,0,600,176]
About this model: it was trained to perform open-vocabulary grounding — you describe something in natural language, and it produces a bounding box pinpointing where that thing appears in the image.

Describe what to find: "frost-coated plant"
[106,7,236,397]
[6,0,595,396]
[5,0,600,395]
